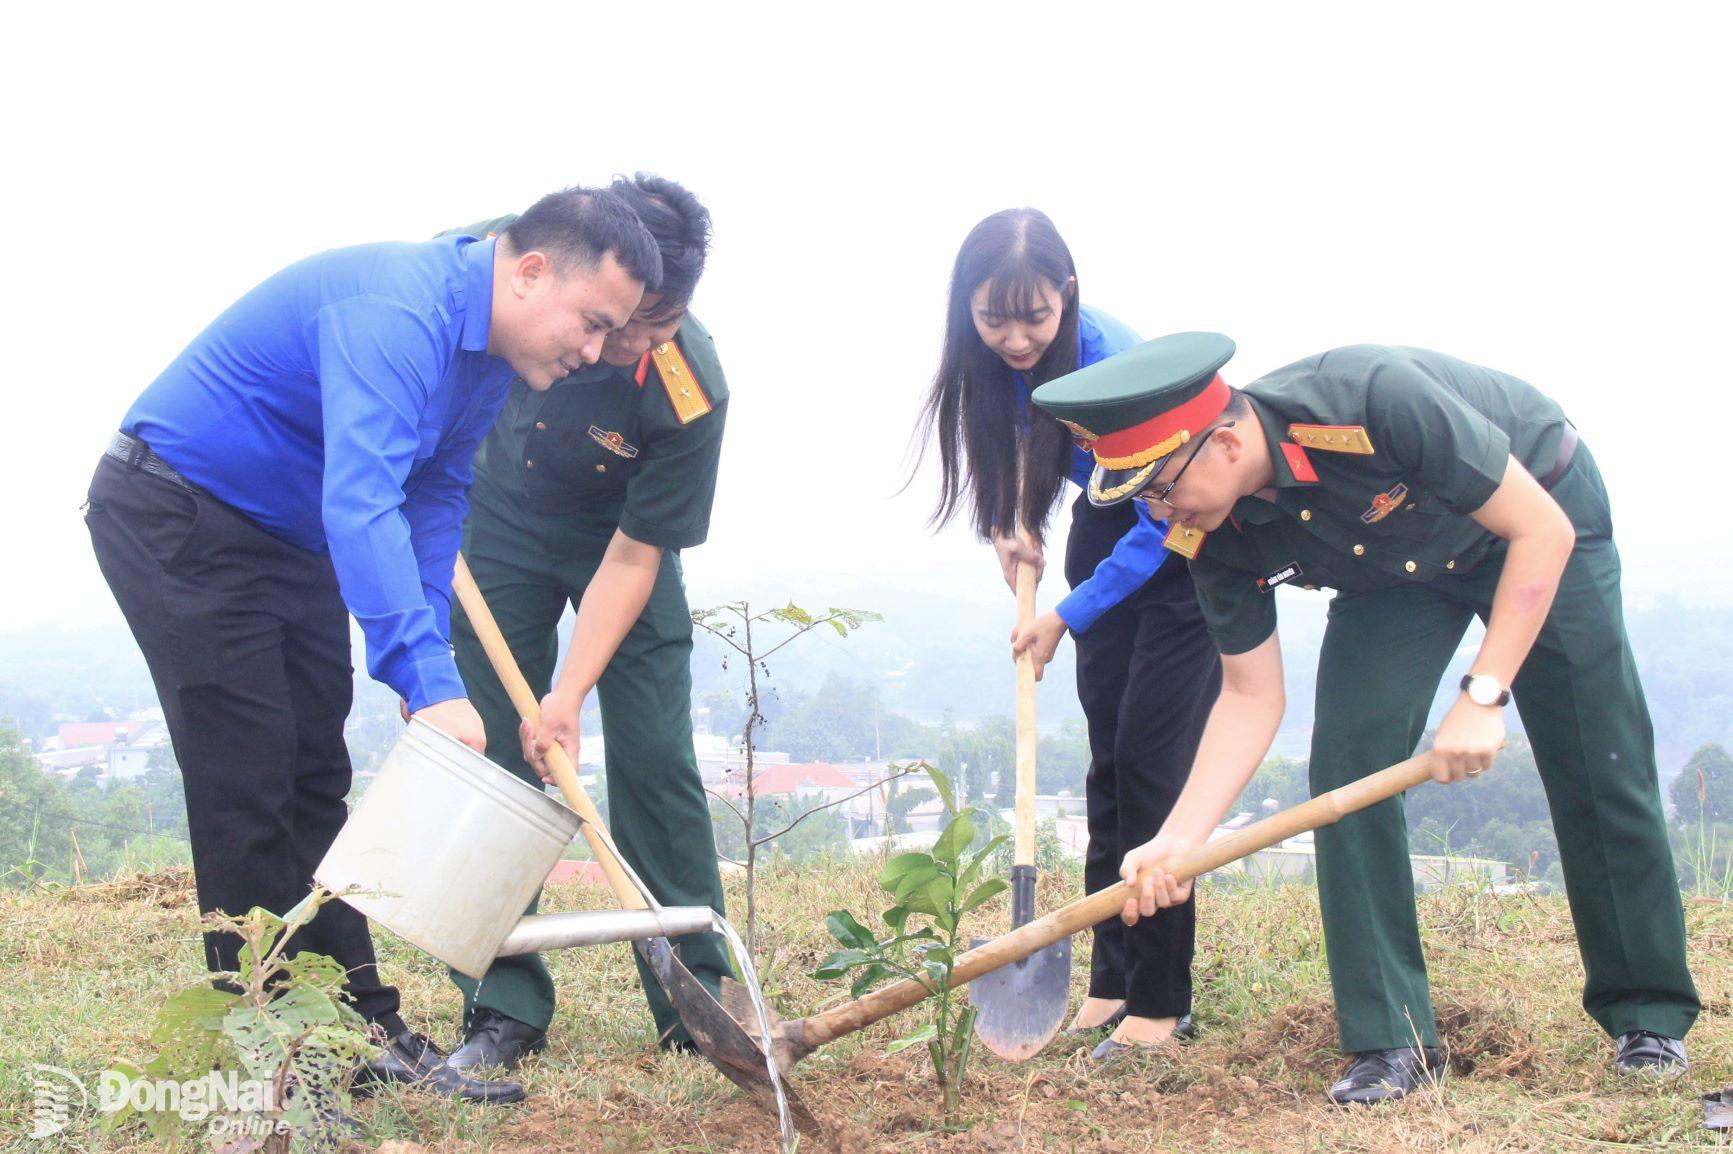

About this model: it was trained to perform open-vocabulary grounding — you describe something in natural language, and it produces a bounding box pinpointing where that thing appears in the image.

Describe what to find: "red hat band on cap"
[1091,375,1231,469]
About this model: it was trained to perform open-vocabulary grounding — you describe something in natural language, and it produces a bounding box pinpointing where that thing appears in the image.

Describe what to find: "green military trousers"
[447,516,731,1045]
[1309,444,1699,1053]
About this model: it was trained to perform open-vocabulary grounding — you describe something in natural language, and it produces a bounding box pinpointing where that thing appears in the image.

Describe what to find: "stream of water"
[710,912,796,1153]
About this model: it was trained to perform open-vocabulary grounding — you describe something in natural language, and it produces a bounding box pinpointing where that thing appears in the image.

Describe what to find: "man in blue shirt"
[85,186,662,1106]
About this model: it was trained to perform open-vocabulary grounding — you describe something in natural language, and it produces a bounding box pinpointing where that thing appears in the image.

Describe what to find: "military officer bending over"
[1031,334,1698,1105]
[439,174,733,1074]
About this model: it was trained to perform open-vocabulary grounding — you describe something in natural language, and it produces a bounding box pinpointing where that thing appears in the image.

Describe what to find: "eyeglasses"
[1136,421,1236,509]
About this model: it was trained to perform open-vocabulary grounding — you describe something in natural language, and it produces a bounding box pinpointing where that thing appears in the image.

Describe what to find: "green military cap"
[1031,331,1237,506]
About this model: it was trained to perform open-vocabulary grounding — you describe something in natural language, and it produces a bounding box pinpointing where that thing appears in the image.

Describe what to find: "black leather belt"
[105,433,205,495]
[1540,424,1579,490]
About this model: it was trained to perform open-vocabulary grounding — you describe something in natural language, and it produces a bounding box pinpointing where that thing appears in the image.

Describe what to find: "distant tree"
[0,725,72,886]
[0,690,54,744]
[1235,755,1311,814]
[1669,743,1733,825]
[773,673,877,761]
[970,716,1014,806]
[1035,717,1091,797]
[697,688,748,740]
[887,785,936,836]
[877,711,942,760]
[766,799,851,863]
[1405,734,1553,840]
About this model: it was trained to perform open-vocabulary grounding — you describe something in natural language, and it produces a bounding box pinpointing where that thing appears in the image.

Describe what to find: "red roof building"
[711,761,859,800]
[58,721,146,748]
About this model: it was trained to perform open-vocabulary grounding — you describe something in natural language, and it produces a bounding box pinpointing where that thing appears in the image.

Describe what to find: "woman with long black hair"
[913,208,1222,1057]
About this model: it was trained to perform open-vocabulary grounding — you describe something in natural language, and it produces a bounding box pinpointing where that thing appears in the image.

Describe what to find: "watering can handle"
[451,553,649,911]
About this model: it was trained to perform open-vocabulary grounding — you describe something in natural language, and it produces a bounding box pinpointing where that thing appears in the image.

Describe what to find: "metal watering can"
[315,719,711,979]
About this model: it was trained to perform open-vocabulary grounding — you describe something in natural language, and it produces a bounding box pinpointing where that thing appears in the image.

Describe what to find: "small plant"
[693,598,882,954]
[105,888,372,1153]
[812,767,1006,1120]
[1684,767,1733,901]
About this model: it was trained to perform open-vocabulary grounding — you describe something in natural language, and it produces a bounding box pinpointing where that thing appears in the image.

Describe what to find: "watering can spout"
[495,908,716,957]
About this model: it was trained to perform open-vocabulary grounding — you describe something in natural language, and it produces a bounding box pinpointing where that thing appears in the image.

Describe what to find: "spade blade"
[968,933,1072,1061]
[637,937,824,1138]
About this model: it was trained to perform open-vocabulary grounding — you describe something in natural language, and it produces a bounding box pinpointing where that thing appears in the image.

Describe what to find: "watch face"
[1466,676,1501,706]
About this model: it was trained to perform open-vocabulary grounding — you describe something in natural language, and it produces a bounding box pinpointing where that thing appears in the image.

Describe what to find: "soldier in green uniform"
[1031,334,1698,1104]
[439,175,732,1072]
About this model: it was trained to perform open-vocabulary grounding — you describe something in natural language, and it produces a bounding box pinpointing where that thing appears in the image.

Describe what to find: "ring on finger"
[1466,765,1486,777]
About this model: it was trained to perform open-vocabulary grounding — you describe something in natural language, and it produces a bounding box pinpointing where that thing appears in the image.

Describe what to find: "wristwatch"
[1460,674,1511,708]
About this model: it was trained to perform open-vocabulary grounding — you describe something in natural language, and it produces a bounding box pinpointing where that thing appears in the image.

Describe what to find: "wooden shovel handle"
[1013,556,1038,866]
[451,553,647,911]
[804,752,1438,1045]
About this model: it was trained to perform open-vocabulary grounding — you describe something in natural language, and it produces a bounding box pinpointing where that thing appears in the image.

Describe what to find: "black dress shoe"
[447,1009,549,1073]
[1327,1046,1445,1105]
[1614,1030,1687,1075]
[354,1030,526,1105]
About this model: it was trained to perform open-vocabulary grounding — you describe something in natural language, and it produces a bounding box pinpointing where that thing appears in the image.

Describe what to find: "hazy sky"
[3,3,1728,634]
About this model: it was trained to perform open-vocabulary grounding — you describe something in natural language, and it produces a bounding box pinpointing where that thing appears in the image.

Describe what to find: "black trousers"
[85,453,404,1033]
[1067,495,1221,1019]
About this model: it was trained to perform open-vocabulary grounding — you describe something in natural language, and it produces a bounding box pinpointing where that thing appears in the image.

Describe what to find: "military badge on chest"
[588,427,640,459]
[1360,482,1409,524]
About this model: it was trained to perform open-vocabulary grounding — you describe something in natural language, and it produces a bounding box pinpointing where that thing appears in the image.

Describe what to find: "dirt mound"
[63,866,196,908]
[1231,999,1340,1076]
[1436,996,1539,1080]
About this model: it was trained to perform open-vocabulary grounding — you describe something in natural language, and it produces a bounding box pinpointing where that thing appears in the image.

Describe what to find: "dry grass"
[1,861,1730,1152]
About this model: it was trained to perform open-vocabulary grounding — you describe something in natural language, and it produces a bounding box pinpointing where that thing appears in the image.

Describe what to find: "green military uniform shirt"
[449,215,730,548]
[1187,345,1573,654]
[441,215,734,1042]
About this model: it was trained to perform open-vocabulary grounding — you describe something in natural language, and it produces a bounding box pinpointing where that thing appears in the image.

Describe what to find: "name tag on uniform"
[1256,562,1304,593]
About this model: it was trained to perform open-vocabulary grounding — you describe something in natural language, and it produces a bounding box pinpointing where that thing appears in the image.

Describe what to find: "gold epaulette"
[1288,424,1375,454]
[649,341,712,425]
[1163,524,1207,559]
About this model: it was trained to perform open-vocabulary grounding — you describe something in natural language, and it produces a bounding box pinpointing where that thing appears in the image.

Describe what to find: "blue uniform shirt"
[122,236,515,711]
[1014,305,1171,633]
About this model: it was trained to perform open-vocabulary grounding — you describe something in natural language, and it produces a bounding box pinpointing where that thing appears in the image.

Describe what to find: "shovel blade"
[636,937,823,1137]
[968,934,1073,1061]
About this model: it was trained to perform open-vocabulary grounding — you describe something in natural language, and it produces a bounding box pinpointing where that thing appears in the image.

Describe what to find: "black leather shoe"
[1327,1046,1445,1105]
[1089,1014,1197,1061]
[447,1009,549,1073]
[1614,1030,1687,1075]
[354,1030,526,1105]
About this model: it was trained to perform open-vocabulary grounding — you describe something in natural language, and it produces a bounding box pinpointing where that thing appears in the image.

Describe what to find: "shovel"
[969,557,1071,1060]
[451,555,821,1135]
[718,751,1442,1085]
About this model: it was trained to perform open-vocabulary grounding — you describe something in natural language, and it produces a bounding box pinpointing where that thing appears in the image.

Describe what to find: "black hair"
[1221,386,1250,420]
[501,186,663,292]
[607,173,711,317]
[911,208,1081,542]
